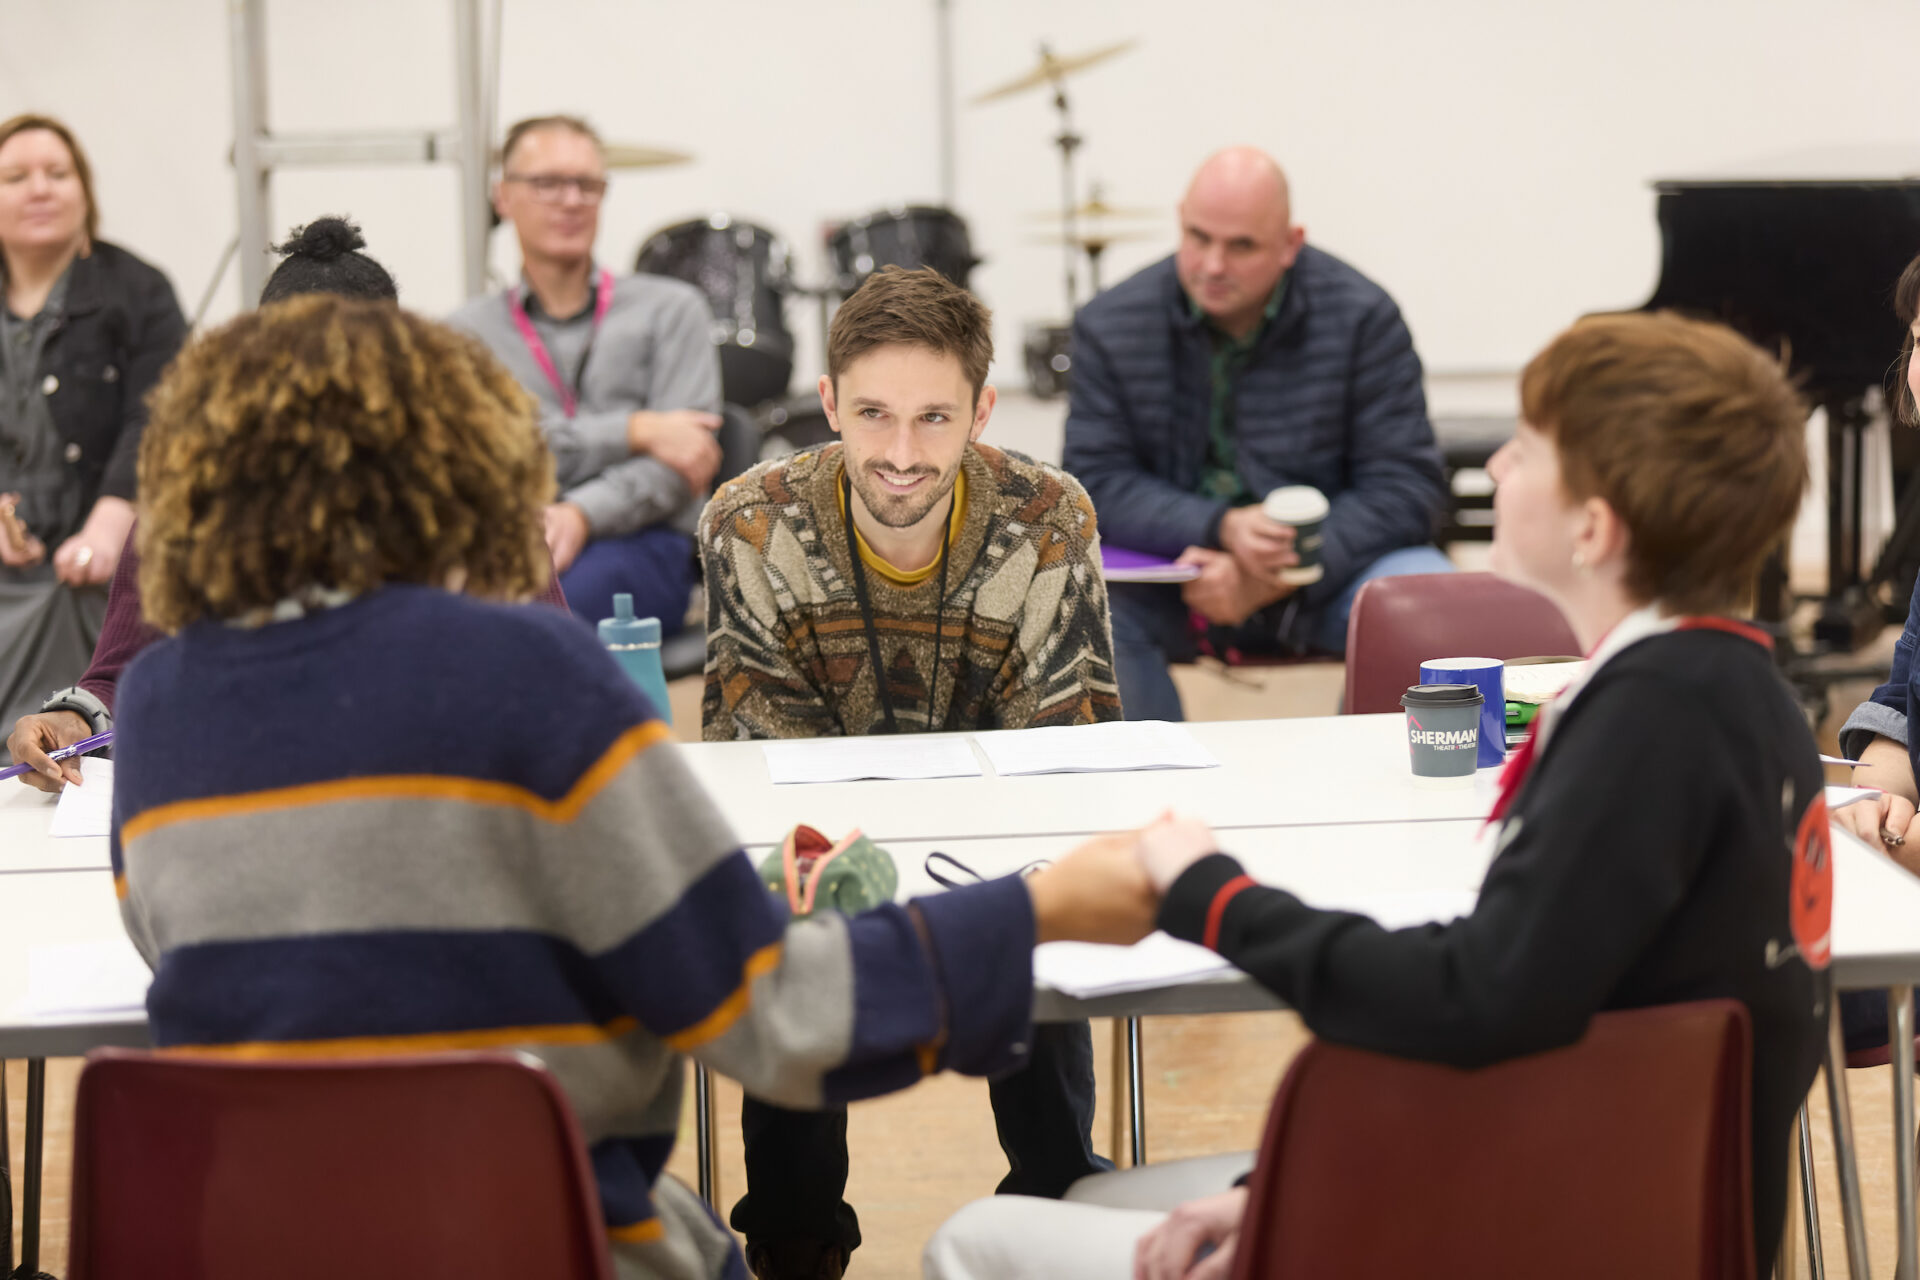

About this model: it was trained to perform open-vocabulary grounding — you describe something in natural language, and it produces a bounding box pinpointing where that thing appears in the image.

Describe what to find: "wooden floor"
[8,657,1913,1277]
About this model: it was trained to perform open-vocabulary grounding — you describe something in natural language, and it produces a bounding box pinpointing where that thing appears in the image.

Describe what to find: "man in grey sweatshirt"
[451,113,722,632]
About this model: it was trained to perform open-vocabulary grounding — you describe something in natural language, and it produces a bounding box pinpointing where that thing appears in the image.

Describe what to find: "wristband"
[40,685,112,736]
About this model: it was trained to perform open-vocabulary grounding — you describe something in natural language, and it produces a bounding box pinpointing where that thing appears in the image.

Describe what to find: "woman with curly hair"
[111,294,1158,1280]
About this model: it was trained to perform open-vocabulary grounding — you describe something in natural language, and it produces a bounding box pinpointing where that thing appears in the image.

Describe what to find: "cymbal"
[1028,230,1158,250]
[602,142,695,170]
[1026,197,1161,223]
[971,40,1136,104]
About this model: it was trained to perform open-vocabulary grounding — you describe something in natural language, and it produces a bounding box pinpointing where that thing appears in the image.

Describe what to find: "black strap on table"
[841,468,952,735]
[925,850,1052,889]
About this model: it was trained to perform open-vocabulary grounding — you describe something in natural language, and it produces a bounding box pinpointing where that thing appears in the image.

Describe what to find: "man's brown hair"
[0,113,99,245]
[1520,310,1808,615]
[827,265,993,398]
[136,295,554,632]
[1894,250,1920,427]
[499,114,602,169]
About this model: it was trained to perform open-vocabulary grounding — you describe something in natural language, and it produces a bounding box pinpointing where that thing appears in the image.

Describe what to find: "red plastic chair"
[67,1049,616,1280]
[1342,571,1580,715]
[1230,1000,1753,1280]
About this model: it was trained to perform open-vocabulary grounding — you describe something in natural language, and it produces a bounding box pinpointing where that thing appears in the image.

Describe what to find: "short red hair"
[1520,311,1808,614]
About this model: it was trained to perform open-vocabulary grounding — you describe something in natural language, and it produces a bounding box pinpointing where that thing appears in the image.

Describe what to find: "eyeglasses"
[504,173,608,204]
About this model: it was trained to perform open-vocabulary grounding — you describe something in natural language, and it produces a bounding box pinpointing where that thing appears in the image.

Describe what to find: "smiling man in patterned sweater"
[700,266,1121,1278]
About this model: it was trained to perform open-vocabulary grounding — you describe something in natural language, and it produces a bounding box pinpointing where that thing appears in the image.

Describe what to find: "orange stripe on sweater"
[161,1016,641,1061]
[120,720,672,846]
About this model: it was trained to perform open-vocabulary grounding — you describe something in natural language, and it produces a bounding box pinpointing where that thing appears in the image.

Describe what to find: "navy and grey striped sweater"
[110,584,1036,1280]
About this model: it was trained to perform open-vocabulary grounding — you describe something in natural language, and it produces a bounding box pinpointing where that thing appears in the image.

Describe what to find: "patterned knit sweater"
[111,585,1039,1280]
[700,443,1122,740]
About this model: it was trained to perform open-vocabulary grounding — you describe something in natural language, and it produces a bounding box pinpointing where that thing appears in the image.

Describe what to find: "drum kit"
[625,37,1158,426]
[632,207,983,443]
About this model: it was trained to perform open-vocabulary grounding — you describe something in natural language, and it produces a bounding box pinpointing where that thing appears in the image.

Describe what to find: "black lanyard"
[842,468,952,735]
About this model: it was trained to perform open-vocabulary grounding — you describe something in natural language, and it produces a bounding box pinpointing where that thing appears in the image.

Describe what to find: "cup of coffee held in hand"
[1401,683,1483,788]
[1261,485,1330,585]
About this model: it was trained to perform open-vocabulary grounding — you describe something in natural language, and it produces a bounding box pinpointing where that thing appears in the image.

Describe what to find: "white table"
[0,775,109,874]
[680,716,1496,847]
[6,717,1916,1279]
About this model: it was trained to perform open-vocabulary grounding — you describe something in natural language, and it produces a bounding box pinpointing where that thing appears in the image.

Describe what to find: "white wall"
[5,0,1917,390]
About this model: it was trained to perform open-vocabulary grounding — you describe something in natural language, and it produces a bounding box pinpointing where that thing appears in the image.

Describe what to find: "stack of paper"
[48,758,114,837]
[974,721,1220,776]
[1503,661,1584,704]
[1827,785,1882,811]
[1035,891,1481,1000]
[24,937,150,1019]
[762,736,983,785]
[1035,933,1234,998]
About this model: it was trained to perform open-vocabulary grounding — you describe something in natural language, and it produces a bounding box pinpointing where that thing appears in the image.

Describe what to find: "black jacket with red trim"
[1160,625,1826,1275]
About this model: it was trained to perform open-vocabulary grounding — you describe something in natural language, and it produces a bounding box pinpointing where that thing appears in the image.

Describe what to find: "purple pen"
[0,729,114,783]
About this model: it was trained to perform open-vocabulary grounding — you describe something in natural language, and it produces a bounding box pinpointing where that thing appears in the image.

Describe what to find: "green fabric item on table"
[760,824,899,918]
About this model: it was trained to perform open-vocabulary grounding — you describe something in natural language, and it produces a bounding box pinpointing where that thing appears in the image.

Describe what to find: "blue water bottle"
[599,593,673,725]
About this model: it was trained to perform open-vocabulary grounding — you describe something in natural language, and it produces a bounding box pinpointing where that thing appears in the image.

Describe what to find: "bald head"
[1176,147,1305,338]
[1184,147,1292,228]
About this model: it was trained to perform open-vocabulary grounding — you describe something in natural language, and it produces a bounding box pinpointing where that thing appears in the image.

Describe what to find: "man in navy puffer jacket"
[1064,148,1452,719]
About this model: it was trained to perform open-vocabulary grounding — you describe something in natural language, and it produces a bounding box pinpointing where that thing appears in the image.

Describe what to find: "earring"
[1571,550,1588,571]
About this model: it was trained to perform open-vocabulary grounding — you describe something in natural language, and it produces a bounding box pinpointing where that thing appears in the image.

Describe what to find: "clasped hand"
[1179,506,1300,627]
[1026,812,1221,944]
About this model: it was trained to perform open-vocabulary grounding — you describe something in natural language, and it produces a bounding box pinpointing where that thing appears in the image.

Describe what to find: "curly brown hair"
[137,295,554,632]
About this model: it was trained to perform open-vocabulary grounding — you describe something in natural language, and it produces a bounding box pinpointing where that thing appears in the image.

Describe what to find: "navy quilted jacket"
[1062,248,1447,602]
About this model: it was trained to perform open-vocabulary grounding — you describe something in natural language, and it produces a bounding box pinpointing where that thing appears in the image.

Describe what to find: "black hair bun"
[274,216,367,263]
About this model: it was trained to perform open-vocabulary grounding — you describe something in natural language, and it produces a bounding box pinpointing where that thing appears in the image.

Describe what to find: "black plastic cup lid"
[1401,683,1484,708]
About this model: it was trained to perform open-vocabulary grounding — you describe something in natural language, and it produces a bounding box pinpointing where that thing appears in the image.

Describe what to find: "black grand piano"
[1638,153,1920,662]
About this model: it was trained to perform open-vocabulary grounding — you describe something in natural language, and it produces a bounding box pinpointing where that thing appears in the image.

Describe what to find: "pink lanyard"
[507,267,614,418]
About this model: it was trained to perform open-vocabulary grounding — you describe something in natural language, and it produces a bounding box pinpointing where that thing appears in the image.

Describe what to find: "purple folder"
[1100,545,1202,583]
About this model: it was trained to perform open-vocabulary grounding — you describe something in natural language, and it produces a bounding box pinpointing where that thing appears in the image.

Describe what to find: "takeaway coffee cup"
[1261,485,1330,585]
[1419,656,1507,768]
[1401,683,1484,788]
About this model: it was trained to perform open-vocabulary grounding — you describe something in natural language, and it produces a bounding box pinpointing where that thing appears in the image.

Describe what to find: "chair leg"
[19,1058,44,1277]
[1822,1000,1873,1279]
[1109,1019,1127,1166]
[1126,1016,1147,1167]
[2,1061,12,1280]
[1798,1101,1827,1280]
[1893,985,1919,1280]
[695,1062,719,1208]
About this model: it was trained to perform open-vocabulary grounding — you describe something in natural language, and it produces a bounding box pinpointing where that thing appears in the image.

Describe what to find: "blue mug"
[1418,656,1506,768]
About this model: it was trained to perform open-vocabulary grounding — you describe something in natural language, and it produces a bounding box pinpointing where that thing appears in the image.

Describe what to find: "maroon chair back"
[68,1049,615,1280]
[1343,571,1581,715]
[1230,1000,1754,1280]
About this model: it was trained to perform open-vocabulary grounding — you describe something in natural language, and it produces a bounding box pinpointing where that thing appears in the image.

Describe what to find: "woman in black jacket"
[0,113,185,732]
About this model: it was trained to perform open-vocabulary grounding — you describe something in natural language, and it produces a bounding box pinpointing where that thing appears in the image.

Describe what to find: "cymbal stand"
[1043,45,1084,315]
[1086,239,1109,295]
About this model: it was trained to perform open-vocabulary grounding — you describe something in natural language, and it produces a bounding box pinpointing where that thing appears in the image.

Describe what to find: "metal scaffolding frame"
[226,0,492,305]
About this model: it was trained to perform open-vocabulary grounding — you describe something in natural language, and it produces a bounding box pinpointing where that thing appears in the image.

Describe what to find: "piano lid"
[1653,145,1920,189]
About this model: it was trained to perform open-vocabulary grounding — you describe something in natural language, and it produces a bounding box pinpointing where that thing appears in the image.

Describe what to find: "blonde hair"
[0,114,99,245]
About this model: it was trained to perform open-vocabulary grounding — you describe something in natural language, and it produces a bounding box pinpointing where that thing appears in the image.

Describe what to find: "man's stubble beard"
[849,459,960,530]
